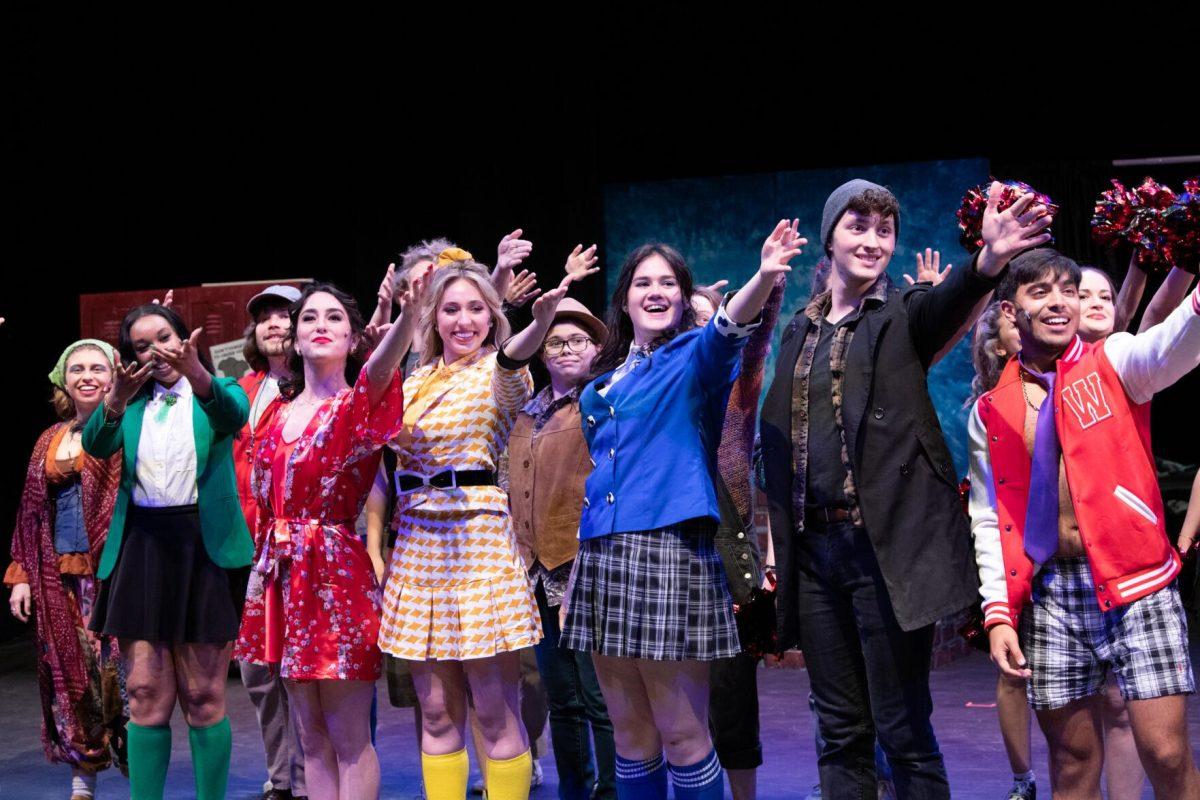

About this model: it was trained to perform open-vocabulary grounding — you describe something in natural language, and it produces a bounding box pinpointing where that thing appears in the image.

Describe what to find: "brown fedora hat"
[549,297,607,345]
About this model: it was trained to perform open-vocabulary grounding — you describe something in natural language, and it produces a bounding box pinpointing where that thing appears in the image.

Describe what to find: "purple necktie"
[1022,363,1059,564]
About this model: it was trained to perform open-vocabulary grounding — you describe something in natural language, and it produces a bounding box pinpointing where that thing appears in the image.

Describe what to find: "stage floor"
[1,638,1196,799]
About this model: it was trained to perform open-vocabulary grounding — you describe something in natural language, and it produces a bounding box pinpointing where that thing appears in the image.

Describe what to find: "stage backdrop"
[603,157,990,476]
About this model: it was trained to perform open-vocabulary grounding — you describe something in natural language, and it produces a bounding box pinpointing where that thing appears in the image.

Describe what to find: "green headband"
[48,339,116,389]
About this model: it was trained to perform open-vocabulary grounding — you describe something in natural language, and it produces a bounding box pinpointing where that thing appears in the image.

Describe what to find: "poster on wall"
[210,339,253,379]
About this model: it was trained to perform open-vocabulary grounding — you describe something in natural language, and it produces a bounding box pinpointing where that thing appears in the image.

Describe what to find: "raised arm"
[725,219,805,325]
[368,263,397,328]
[908,183,1054,364]
[904,249,993,366]
[1138,266,1196,333]
[1105,283,1200,405]
[365,264,431,407]
[491,229,532,300]
[501,251,600,363]
[1114,252,1148,333]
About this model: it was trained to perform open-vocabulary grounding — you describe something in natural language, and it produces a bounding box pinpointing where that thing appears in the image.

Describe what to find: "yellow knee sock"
[421,748,469,800]
[484,750,532,800]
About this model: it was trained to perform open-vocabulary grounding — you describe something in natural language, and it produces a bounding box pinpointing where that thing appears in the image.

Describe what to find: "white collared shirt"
[132,378,199,507]
[249,374,281,430]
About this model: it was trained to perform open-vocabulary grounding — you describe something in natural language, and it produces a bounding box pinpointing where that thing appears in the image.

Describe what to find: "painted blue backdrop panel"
[603,158,989,476]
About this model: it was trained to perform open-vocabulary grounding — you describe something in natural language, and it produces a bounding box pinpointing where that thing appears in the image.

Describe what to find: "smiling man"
[969,248,1200,799]
[760,180,1052,800]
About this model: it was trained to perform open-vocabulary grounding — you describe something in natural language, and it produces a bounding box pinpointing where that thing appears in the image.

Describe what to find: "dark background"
[3,13,1195,640]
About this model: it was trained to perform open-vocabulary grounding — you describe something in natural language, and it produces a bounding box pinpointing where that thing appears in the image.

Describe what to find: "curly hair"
[968,302,1013,405]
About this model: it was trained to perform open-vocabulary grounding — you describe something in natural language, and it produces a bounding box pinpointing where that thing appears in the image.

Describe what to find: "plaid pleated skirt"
[561,519,741,661]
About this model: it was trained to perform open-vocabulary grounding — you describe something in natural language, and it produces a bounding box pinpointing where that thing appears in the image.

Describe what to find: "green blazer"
[83,376,254,579]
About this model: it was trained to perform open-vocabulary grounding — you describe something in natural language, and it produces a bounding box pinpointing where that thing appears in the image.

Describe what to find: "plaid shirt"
[790,274,893,532]
[522,384,582,432]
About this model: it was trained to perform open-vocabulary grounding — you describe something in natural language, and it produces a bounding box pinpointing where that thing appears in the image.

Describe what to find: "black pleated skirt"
[90,504,248,644]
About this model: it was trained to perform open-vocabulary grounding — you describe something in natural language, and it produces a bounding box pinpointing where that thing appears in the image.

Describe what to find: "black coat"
[760,261,996,644]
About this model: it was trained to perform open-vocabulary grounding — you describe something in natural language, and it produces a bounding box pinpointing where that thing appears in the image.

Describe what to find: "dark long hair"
[118,304,215,392]
[278,282,367,400]
[590,243,698,378]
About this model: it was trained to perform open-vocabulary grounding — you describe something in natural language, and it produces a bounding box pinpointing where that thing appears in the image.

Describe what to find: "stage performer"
[507,293,616,800]
[557,226,800,800]
[968,258,1196,800]
[233,284,309,800]
[691,276,785,800]
[83,304,254,800]
[969,248,1200,798]
[7,339,126,800]
[376,259,590,800]
[966,303,1044,800]
[234,278,417,800]
[758,180,1052,800]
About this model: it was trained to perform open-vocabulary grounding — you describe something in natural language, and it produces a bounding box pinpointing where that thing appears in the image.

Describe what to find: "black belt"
[804,505,851,526]
[395,469,496,494]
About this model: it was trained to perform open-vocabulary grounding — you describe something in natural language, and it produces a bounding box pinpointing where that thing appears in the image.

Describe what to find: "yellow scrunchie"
[434,247,474,268]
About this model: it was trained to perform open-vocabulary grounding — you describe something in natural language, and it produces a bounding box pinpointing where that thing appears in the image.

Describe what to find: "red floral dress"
[235,367,403,681]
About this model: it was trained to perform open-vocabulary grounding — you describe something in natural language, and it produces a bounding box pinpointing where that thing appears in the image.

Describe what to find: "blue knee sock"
[668,749,723,800]
[615,752,667,800]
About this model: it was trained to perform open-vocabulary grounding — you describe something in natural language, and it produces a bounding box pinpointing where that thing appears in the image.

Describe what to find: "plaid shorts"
[1021,556,1194,711]
[560,519,741,661]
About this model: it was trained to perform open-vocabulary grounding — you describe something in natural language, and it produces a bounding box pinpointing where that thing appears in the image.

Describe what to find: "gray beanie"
[820,179,900,255]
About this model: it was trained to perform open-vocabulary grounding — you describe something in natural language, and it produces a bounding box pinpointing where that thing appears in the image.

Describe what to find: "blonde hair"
[419,262,511,366]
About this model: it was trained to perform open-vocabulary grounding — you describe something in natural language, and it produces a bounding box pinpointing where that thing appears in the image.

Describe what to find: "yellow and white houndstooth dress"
[377,346,542,660]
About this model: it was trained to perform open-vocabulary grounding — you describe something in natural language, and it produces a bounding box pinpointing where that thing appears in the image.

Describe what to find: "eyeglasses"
[543,335,593,357]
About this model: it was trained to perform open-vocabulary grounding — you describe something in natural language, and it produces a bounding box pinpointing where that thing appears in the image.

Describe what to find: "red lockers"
[79,280,307,377]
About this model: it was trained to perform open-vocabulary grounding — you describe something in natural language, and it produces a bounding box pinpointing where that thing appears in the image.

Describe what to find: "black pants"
[533,581,616,800]
[709,653,763,770]
[796,520,948,800]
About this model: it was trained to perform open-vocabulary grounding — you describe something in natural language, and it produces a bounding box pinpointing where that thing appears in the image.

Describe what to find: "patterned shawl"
[716,280,786,526]
[10,423,121,703]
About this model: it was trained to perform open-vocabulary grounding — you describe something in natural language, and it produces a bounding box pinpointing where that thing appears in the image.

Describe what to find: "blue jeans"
[536,581,616,800]
[796,520,948,800]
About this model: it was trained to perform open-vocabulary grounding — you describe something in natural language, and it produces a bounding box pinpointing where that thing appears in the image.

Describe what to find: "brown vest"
[507,398,590,571]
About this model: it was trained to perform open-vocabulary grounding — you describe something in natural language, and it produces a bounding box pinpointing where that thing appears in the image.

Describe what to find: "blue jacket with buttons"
[578,319,749,540]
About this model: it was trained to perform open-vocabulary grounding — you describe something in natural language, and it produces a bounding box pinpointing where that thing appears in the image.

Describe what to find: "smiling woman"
[378,258,595,800]
[559,224,801,800]
[81,302,253,800]
[5,339,125,800]
[234,279,417,800]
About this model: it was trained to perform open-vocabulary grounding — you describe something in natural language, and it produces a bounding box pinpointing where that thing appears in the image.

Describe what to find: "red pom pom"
[1091,177,1183,272]
[1091,179,1136,248]
[957,180,1058,253]
[1164,177,1200,274]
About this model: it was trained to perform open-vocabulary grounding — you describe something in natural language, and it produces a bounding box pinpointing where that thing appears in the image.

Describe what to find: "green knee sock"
[127,722,172,800]
[187,717,231,800]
